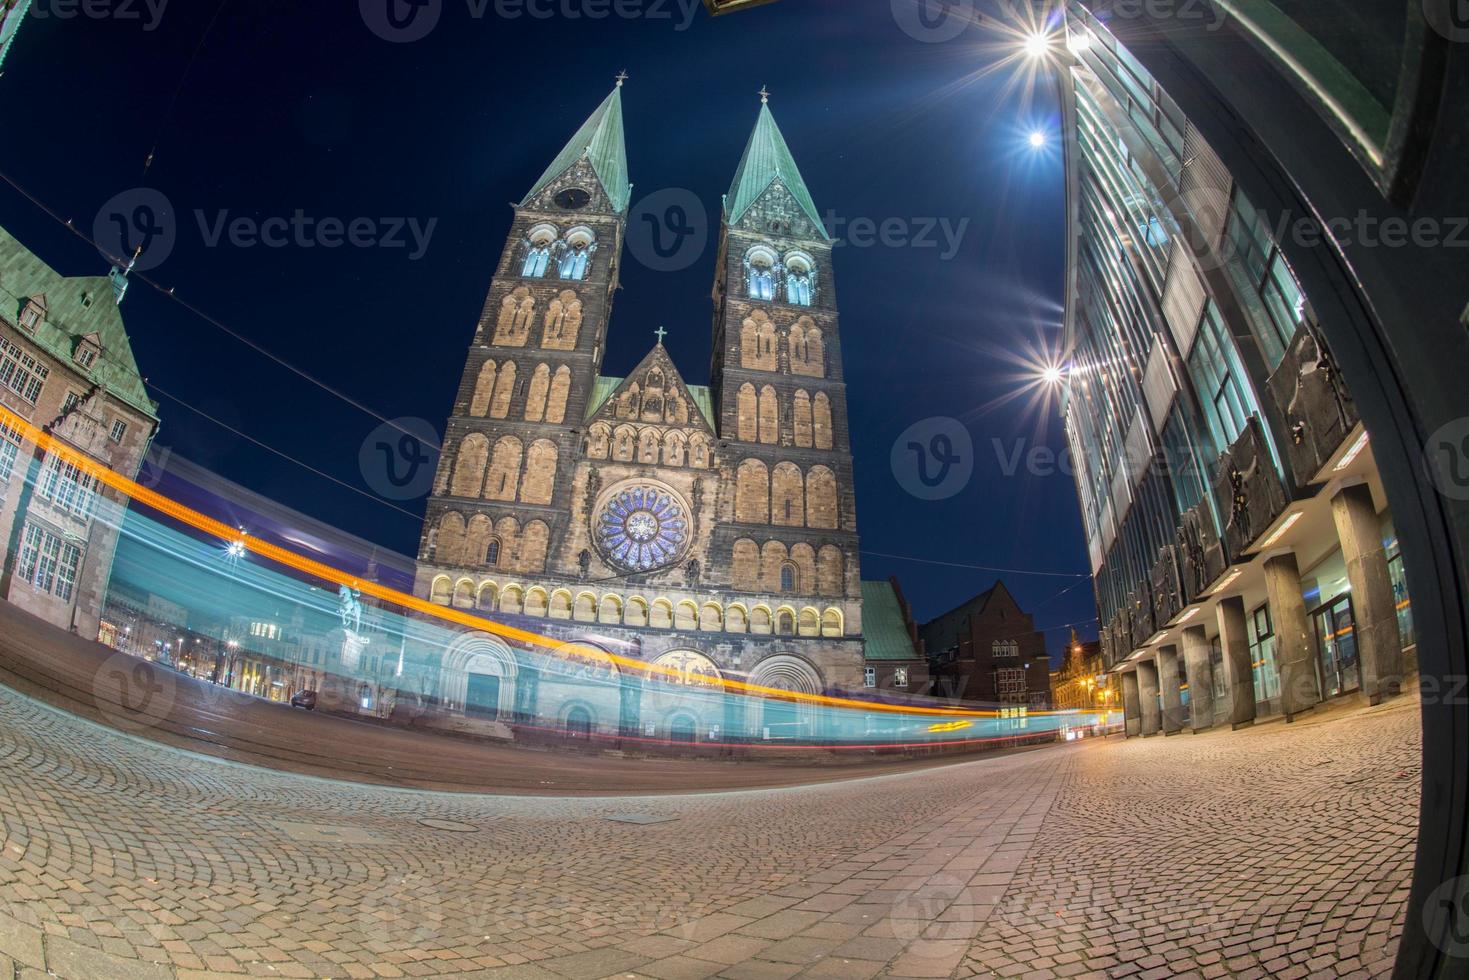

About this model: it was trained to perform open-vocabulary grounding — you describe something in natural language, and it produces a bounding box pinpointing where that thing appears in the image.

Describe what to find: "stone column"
[1136,658,1161,736]
[1181,625,1214,732]
[1264,551,1321,720]
[1121,669,1142,737]
[1157,645,1185,734]
[1331,482,1403,704]
[1216,595,1257,728]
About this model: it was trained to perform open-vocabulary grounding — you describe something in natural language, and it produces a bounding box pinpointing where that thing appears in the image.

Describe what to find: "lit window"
[747,248,777,301]
[0,336,49,403]
[522,225,556,277]
[18,524,81,601]
[109,419,127,444]
[1187,300,1262,455]
[893,667,908,689]
[863,666,876,688]
[785,255,813,306]
[558,228,595,281]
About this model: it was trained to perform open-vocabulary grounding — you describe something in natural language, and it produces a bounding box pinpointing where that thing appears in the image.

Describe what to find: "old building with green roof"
[0,224,159,639]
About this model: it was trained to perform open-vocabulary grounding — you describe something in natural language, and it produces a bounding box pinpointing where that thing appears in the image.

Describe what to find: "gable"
[585,344,716,434]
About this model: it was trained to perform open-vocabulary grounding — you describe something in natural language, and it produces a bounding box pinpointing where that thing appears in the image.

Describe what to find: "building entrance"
[1313,595,1360,698]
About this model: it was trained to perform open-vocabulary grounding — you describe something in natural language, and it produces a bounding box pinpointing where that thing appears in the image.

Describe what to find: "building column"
[1331,482,1403,704]
[1136,659,1161,736]
[1264,551,1321,719]
[1216,595,1257,728]
[1121,669,1142,737]
[1181,625,1214,732]
[1157,645,1185,734]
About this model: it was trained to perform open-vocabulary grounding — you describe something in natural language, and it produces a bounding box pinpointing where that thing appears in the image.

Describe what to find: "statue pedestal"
[340,630,369,673]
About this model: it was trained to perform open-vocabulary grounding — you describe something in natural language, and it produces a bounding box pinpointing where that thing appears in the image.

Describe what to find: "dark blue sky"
[1,0,1093,648]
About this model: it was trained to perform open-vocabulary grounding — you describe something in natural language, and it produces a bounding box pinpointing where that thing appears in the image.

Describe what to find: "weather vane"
[759,85,770,104]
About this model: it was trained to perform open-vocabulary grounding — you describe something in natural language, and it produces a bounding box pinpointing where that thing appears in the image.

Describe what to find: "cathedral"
[411,82,922,741]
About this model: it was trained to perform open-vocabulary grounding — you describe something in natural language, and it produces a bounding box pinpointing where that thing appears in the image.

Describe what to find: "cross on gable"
[654,325,668,344]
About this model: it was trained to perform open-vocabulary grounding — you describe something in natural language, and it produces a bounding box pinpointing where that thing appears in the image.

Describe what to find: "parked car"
[289,689,317,710]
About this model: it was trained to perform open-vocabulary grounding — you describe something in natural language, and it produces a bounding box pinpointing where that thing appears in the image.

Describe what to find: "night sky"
[0,0,1093,650]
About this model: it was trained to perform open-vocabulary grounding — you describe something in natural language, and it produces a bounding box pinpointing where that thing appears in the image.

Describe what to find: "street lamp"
[1023,31,1051,59]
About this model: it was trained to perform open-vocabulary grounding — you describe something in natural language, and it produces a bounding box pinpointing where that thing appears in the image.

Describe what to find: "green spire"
[725,100,829,239]
[521,82,631,213]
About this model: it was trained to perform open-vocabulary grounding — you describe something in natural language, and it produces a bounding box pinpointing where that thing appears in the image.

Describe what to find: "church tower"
[416,81,630,605]
[708,94,863,638]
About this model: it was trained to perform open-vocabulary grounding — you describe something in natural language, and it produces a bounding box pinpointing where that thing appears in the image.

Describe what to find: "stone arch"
[772,462,805,526]
[689,433,710,468]
[747,654,822,738]
[650,598,673,629]
[821,607,844,637]
[587,422,611,459]
[775,606,797,635]
[573,591,597,622]
[598,594,623,624]
[735,459,770,524]
[737,383,758,442]
[798,607,820,637]
[561,702,596,738]
[793,390,813,447]
[547,366,571,423]
[470,361,497,416]
[699,601,723,631]
[525,363,551,421]
[758,385,779,444]
[521,439,558,505]
[813,392,834,450]
[524,586,549,617]
[499,584,524,614]
[790,543,817,590]
[465,514,494,565]
[806,466,838,529]
[429,575,452,605]
[662,430,686,467]
[485,436,523,501]
[436,512,467,564]
[817,544,845,596]
[613,424,636,461]
[750,604,773,635]
[732,538,760,589]
[493,287,534,346]
[625,596,649,627]
[761,540,790,592]
[490,360,517,418]
[542,290,582,350]
[450,435,489,498]
[548,589,573,619]
[519,520,550,571]
[674,600,698,631]
[792,318,824,377]
[741,311,777,371]
[726,604,749,633]
[441,632,518,719]
[638,428,660,463]
[476,581,499,611]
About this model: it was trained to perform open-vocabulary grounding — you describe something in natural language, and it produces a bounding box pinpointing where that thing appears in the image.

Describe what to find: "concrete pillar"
[1121,669,1142,737]
[1136,659,1161,736]
[1331,482,1402,704]
[1264,551,1320,720]
[1157,646,1185,734]
[1181,625,1214,732]
[1216,595,1257,728]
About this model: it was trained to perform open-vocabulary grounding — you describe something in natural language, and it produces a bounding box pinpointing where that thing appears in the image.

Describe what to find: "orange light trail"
[2,404,1047,719]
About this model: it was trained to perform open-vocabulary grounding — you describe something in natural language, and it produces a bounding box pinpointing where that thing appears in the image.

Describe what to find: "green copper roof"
[861,581,921,662]
[726,103,828,239]
[521,86,631,213]
[0,224,156,418]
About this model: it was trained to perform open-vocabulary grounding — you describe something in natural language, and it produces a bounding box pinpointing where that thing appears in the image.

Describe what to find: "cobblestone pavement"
[0,686,1419,979]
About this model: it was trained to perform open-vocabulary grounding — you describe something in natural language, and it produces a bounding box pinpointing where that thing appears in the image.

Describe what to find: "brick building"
[1049,629,1115,714]
[921,581,1052,709]
[413,84,890,741]
[0,226,157,639]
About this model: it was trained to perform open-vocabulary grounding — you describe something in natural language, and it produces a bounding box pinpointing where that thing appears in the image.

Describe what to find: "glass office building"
[1056,3,1414,733]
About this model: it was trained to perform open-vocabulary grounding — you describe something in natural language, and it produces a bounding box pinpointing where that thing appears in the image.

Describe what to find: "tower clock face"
[596,485,689,572]
[555,187,592,210]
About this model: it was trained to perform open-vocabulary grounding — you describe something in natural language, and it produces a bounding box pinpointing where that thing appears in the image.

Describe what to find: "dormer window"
[74,340,99,371]
[19,298,44,332]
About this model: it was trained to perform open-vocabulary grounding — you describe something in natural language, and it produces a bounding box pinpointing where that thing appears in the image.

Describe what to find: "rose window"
[597,486,688,572]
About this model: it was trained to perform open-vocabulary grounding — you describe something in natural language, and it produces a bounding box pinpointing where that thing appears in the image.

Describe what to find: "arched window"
[785,254,814,306]
[522,225,556,277]
[747,247,777,301]
[485,537,501,566]
[780,563,797,594]
[558,228,595,280]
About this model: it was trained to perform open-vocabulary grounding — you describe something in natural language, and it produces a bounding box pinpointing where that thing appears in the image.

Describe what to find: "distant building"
[0,226,158,638]
[921,581,1052,710]
[859,578,928,695]
[1050,629,1115,714]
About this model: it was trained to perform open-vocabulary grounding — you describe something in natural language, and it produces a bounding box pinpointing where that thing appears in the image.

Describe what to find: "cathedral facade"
[411,83,904,740]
